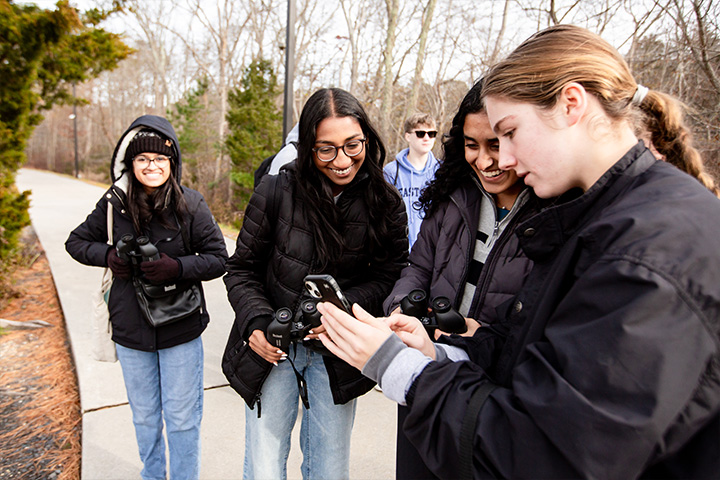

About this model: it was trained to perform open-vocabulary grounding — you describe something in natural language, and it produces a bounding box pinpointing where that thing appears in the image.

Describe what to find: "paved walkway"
[16,168,396,479]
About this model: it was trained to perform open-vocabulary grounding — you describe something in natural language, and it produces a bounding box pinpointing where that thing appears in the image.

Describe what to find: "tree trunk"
[405,0,437,118]
[380,0,399,143]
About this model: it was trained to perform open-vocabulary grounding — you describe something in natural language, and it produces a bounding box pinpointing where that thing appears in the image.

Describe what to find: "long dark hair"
[418,79,484,218]
[294,87,404,270]
[125,160,188,235]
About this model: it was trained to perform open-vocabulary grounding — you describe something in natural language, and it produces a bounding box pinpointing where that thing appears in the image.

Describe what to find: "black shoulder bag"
[133,214,202,328]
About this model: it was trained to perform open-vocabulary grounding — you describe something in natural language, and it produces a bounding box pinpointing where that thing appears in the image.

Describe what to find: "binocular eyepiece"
[266,299,323,352]
[400,289,467,334]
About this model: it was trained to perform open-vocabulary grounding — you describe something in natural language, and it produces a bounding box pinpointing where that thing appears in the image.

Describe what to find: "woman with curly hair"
[383,79,546,479]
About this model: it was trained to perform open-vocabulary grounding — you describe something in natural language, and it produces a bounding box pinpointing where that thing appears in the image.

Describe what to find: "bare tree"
[170,0,250,191]
[405,0,437,118]
[670,0,720,96]
[124,0,175,112]
[380,0,400,140]
[488,0,511,65]
[339,0,372,94]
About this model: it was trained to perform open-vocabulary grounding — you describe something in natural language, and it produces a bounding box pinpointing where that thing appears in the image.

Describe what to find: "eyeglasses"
[133,155,171,168]
[313,138,366,162]
[412,130,438,139]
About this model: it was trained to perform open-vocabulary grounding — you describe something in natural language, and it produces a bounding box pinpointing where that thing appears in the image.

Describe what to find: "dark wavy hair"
[417,79,484,218]
[125,157,188,235]
[294,87,405,270]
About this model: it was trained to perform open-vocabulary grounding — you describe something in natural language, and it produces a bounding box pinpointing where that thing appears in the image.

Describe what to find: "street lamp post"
[72,83,79,178]
[282,0,296,140]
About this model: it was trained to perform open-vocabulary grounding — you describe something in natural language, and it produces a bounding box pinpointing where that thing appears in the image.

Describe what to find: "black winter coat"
[404,143,720,479]
[223,165,408,408]
[66,115,228,351]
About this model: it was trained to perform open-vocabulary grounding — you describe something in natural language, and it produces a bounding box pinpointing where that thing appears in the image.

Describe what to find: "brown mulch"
[0,229,81,480]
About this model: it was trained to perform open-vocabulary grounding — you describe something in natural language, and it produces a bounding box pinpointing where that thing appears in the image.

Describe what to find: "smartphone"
[303,274,352,314]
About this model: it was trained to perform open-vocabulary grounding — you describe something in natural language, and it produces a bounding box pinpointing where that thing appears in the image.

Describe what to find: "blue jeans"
[116,336,204,480]
[243,343,357,480]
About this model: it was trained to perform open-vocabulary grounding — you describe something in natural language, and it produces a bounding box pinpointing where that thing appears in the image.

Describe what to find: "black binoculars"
[400,289,467,334]
[116,234,160,276]
[266,299,323,352]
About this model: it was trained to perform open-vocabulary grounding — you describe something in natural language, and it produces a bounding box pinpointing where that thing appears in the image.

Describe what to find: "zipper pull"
[255,393,262,418]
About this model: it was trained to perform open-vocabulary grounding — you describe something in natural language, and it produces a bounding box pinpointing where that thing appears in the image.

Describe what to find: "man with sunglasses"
[384,113,440,250]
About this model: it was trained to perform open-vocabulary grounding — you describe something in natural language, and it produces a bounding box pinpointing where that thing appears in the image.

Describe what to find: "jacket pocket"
[222,327,272,407]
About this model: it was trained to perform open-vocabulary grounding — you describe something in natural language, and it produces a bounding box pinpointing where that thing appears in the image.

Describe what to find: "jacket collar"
[517,141,656,261]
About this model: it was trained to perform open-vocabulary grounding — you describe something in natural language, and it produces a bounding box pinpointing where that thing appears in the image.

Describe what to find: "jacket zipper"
[253,391,262,418]
[471,190,530,321]
[252,365,274,418]
[110,187,160,350]
[449,194,475,308]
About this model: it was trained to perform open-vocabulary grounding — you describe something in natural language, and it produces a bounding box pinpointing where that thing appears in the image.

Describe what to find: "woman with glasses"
[66,115,228,480]
[223,87,408,479]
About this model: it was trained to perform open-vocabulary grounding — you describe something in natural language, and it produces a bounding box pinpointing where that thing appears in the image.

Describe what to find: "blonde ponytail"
[640,90,720,198]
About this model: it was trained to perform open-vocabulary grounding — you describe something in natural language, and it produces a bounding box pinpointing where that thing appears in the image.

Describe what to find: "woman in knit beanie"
[66,115,228,480]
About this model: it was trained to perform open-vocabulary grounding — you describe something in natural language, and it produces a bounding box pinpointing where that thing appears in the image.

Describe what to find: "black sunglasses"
[413,130,438,139]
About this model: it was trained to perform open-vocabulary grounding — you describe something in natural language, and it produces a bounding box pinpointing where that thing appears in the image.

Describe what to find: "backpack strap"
[265,172,282,224]
[393,161,400,186]
[459,382,498,479]
[254,154,276,189]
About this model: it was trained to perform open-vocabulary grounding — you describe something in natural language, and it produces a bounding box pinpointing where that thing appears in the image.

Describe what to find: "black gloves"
[141,253,181,284]
[107,248,131,280]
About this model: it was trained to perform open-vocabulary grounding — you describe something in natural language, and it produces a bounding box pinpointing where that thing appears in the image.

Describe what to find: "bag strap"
[458,382,498,479]
[106,200,114,245]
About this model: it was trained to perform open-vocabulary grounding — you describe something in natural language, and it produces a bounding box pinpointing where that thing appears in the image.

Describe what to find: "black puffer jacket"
[223,164,408,408]
[404,143,720,479]
[66,115,228,351]
[385,179,543,480]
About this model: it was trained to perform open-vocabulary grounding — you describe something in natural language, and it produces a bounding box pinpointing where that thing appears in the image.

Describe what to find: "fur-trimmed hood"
[110,115,182,192]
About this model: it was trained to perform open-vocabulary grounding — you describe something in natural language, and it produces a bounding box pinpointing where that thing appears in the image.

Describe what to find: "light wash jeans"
[243,343,357,480]
[116,336,204,480]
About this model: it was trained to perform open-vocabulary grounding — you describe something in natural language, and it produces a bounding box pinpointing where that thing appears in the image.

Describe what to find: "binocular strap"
[287,344,310,410]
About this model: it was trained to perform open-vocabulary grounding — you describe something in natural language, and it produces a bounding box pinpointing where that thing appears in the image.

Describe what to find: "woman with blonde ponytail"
[314,24,720,479]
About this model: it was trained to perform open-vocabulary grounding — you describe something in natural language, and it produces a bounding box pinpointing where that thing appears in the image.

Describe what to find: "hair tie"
[631,84,649,106]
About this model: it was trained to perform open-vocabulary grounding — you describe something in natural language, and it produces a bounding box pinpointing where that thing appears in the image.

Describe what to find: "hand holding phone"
[303,274,352,315]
